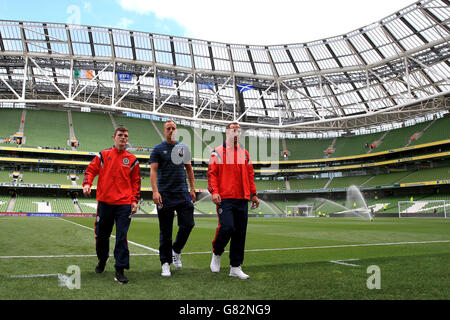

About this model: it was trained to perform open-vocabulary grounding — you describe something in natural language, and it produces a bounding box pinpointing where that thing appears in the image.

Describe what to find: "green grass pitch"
[0,216,449,300]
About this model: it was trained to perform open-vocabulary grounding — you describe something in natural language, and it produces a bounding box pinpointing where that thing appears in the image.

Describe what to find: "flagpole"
[111,62,116,106]
[68,59,73,99]
[153,66,156,112]
[233,75,236,121]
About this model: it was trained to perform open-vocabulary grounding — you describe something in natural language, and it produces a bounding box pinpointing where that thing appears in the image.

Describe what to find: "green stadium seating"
[113,115,163,152]
[284,138,333,160]
[193,197,216,215]
[20,172,74,185]
[77,199,98,214]
[138,199,156,214]
[327,175,372,189]
[0,196,10,211]
[71,111,115,151]
[409,116,450,146]
[362,171,411,187]
[254,179,286,191]
[399,166,450,183]
[288,178,328,190]
[23,110,70,148]
[0,171,14,183]
[0,109,22,144]
[50,198,78,213]
[376,122,429,151]
[13,196,77,213]
[195,179,209,190]
[332,132,384,157]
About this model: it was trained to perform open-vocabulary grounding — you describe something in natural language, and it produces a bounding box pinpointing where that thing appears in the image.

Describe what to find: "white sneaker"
[172,250,182,269]
[161,262,171,277]
[210,253,221,273]
[229,266,250,279]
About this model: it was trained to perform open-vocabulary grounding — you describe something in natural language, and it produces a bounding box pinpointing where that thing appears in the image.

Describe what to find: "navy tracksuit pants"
[95,202,132,270]
[212,199,248,267]
[157,192,195,265]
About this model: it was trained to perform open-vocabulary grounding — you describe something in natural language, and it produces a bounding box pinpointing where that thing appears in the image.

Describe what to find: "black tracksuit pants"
[157,197,195,265]
[95,202,132,270]
[212,199,248,267]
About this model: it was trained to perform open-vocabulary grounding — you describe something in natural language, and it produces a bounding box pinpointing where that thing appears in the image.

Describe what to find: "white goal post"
[285,204,315,217]
[398,200,448,218]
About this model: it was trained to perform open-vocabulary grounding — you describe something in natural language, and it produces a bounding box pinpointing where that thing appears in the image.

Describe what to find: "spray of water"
[314,185,373,221]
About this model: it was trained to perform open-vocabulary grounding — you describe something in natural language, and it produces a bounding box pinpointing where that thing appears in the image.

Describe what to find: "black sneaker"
[114,268,129,284]
[95,260,107,273]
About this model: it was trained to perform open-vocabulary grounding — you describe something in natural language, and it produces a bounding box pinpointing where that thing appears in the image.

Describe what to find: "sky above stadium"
[0,0,416,45]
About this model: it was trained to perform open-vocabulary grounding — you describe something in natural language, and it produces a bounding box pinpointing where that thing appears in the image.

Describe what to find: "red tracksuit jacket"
[83,147,141,205]
[207,141,257,200]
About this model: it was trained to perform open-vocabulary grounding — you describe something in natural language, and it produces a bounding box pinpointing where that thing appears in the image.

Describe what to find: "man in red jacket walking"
[207,122,259,279]
[83,126,141,284]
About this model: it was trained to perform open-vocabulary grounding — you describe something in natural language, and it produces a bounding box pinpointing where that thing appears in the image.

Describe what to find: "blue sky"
[0,0,187,36]
[0,0,416,45]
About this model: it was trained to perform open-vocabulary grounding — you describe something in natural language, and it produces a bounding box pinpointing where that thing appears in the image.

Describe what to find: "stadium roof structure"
[0,0,448,132]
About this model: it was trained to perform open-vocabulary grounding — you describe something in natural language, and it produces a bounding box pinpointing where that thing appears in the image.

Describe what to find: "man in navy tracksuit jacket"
[150,120,196,277]
[83,126,141,284]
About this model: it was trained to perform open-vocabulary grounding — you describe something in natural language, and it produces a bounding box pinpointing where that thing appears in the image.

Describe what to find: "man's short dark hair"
[114,126,129,136]
[226,122,240,129]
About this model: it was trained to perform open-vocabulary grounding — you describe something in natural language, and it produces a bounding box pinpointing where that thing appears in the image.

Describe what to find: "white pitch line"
[329,259,361,267]
[0,254,97,259]
[58,217,159,253]
[6,273,61,278]
[1,239,449,259]
[242,239,450,252]
[0,253,157,259]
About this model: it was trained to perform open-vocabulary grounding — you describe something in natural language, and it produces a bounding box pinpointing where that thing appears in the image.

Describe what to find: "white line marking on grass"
[0,254,97,259]
[58,217,159,253]
[243,240,450,253]
[329,259,361,267]
[0,253,158,259]
[6,273,61,278]
[1,239,449,259]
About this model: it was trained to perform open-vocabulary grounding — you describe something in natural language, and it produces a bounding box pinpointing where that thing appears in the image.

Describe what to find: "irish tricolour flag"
[74,69,94,80]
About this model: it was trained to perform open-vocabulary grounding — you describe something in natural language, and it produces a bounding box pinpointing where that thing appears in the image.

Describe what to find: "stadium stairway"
[68,110,75,139]
[367,131,390,154]
[269,201,285,215]
[360,175,375,186]
[324,138,337,158]
[67,110,78,150]
[194,127,214,155]
[323,177,333,189]
[7,195,15,212]
[285,179,291,190]
[15,109,27,144]
[314,199,327,213]
[150,120,165,141]
[18,109,26,134]
[109,113,118,130]
[281,138,288,159]
[75,201,82,213]
[395,170,417,183]
[404,118,436,147]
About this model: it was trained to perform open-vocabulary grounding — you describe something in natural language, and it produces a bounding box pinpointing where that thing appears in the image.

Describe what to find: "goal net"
[285,204,315,217]
[398,200,448,218]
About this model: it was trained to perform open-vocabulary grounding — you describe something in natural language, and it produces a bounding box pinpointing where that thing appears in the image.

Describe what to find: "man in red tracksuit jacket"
[83,126,141,284]
[207,122,259,279]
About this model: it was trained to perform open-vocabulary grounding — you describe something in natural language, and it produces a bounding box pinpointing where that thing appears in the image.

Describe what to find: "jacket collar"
[164,140,178,147]
[224,140,242,150]
[113,146,126,154]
